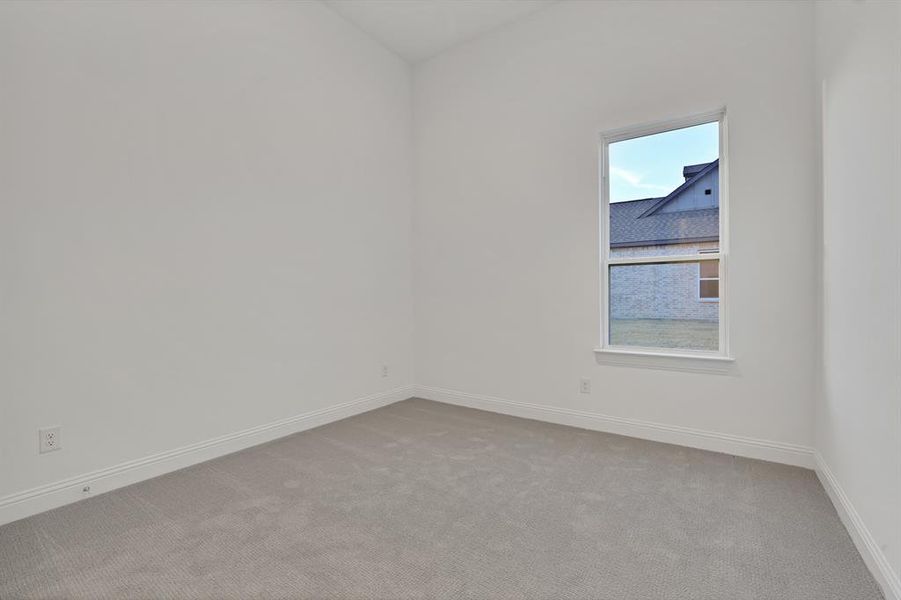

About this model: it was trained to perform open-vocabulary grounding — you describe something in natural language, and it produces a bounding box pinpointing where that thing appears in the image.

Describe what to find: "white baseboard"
[0,385,414,527]
[815,452,901,600]
[414,385,815,469]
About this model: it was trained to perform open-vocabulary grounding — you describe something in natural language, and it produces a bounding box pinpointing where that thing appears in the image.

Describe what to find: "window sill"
[593,347,736,375]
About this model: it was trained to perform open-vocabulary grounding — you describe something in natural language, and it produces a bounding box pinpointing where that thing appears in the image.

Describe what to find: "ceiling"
[323,0,558,64]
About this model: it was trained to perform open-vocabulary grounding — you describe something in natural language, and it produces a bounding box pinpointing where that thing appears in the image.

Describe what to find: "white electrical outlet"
[381,364,389,378]
[39,426,61,453]
[579,378,591,394]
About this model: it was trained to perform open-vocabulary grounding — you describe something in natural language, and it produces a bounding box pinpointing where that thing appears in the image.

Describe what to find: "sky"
[609,121,719,203]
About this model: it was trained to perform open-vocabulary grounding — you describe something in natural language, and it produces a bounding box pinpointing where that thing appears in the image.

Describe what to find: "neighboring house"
[609,160,719,322]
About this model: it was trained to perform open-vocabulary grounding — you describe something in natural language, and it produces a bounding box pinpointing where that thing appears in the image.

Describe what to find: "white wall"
[0,1,414,500]
[816,0,901,593]
[413,1,819,450]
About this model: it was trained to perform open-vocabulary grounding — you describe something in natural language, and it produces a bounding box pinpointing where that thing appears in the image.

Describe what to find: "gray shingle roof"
[610,201,718,247]
[610,160,719,248]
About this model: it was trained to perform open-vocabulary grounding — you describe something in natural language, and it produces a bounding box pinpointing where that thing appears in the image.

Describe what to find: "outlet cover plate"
[39,426,61,454]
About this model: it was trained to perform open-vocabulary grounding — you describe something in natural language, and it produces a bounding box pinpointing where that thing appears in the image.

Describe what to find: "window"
[599,110,728,357]
[698,258,719,301]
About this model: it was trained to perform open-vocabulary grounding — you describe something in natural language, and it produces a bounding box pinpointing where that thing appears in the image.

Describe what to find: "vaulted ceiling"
[323,0,558,63]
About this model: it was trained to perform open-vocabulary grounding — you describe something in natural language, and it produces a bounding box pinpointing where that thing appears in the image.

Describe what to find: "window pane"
[609,261,719,351]
[699,279,719,299]
[699,260,719,279]
[609,122,720,261]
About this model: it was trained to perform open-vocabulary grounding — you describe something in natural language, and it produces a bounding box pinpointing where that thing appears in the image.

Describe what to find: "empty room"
[1,0,899,598]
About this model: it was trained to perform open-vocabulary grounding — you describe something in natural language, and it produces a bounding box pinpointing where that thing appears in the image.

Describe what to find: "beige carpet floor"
[0,398,884,599]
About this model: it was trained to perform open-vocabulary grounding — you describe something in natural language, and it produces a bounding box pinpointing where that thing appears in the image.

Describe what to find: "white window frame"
[595,109,732,368]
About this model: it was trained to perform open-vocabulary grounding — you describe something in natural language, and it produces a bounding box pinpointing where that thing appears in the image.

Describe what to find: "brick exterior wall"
[609,242,719,321]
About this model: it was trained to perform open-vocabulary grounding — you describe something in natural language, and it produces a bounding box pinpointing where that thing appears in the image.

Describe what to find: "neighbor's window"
[601,113,726,355]
[698,256,719,302]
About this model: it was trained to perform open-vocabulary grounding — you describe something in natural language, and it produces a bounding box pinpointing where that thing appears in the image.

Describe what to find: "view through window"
[603,118,723,353]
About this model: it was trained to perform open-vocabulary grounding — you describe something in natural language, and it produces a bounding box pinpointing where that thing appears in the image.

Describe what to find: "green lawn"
[610,318,718,351]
